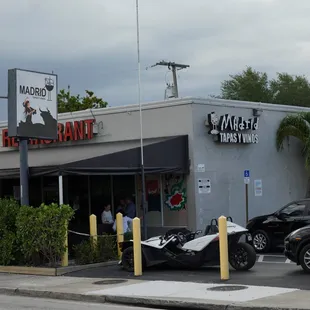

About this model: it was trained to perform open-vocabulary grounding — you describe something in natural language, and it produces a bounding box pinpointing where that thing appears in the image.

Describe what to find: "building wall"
[190,98,309,229]
[0,99,194,167]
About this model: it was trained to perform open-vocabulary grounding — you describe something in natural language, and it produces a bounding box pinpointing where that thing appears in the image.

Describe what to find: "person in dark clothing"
[125,196,136,219]
[115,199,126,215]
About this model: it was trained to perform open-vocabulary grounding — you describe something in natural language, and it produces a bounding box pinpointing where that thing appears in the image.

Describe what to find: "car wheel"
[121,246,145,272]
[252,230,271,253]
[229,242,257,271]
[122,246,134,272]
[299,244,310,273]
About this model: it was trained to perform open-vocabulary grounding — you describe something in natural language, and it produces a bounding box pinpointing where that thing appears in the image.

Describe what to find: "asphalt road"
[0,295,158,310]
[67,260,310,290]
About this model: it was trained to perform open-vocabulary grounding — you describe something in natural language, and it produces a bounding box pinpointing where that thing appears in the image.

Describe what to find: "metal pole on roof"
[136,0,147,239]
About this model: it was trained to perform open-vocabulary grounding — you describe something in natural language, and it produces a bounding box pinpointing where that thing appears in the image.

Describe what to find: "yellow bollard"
[132,217,142,276]
[89,214,97,247]
[218,215,229,280]
[116,212,124,259]
[61,221,68,267]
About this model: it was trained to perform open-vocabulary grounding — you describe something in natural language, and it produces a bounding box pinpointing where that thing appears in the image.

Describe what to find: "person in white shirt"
[112,210,133,233]
[101,204,114,224]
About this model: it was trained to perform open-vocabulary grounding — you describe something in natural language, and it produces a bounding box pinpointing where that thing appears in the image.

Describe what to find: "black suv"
[284,225,310,272]
[246,199,310,253]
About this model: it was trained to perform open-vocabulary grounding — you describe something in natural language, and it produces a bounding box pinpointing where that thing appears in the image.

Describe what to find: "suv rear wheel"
[252,230,271,253]
[299,244,310,273]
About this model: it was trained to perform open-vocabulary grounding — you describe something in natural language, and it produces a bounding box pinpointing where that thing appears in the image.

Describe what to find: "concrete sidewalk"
[0,273,309,310]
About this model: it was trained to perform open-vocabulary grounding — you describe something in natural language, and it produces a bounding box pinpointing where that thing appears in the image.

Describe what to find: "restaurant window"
[136,174,162,227]
[1,178,20,200]
[43,176,59,205]
[29,177,43,207]
[90,175,111,220]
[113,175,136,217]
[67,175,89,230]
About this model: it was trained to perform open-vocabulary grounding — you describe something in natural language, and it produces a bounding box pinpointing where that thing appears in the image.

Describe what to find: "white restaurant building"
[0,97,307,236]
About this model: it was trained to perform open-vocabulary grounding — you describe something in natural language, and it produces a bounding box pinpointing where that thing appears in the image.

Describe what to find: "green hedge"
[74,234,118,265]
[0,199,74,267]
[0,199,20,265]
[16,203,74,267]
[74,232,132,265]
[0,198,121,267]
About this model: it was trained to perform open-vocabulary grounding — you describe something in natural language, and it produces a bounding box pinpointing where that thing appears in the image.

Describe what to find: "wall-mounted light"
[93,123,99,135]
[252,108,263,117]
[92,121,103,135]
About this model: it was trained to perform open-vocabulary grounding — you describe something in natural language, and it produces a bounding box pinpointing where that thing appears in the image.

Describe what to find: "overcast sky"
[0,0,309,120]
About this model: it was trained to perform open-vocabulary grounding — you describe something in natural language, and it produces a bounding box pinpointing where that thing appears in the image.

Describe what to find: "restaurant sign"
[2,119,95,147]
[206,112,259,144]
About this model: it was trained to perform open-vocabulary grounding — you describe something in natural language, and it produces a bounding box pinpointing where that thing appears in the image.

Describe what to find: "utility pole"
[149,61,190,98]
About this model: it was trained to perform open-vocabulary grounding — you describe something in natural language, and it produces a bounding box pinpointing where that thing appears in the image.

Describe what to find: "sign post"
[19,138,29,205]
[7,69,58,206]
[244,170,250,223]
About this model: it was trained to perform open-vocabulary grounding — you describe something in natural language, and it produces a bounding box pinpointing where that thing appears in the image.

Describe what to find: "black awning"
[0,168,20,179]
[61,135,189,175]
[0,166,61,179]
[0,135,189,178]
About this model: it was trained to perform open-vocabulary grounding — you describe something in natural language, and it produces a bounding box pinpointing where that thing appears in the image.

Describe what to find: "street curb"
[0,260,118,277]
[0,288,106,304]
[0,288,303,310]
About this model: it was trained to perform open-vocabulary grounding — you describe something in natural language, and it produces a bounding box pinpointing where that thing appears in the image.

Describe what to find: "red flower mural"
[165,190,186,211]
[170,192,183,206]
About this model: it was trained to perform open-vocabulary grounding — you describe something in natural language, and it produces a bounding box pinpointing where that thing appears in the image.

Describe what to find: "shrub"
[74,234,118,265]
[124,231,133,241]
[0,198,20,265]
[16,203,74,267]
[73,240,94,265]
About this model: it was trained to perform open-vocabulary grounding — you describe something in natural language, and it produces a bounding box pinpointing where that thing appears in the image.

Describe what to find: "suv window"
[280,202,306,217]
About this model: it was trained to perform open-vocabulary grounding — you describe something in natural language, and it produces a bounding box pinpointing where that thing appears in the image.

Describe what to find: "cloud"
[0,0,310,120]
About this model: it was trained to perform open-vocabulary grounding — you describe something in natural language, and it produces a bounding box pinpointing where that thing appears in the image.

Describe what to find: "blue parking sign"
[244,170,250,178]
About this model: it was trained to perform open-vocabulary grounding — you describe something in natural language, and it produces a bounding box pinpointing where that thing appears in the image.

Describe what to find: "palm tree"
[276,112,310,197]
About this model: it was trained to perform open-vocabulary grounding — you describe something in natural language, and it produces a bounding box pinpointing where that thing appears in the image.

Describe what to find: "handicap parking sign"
[244,170,250,184]
[244,170,250,178]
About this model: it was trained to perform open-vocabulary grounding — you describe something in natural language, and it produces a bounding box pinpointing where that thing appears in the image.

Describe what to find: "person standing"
[115,199,126,215]
[125,196,136,219]
[112,209,133,233]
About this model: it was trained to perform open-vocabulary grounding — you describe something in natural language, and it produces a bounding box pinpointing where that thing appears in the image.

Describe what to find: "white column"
[110,175,114,214]
[59,174,64,205]
[160,174,164,227]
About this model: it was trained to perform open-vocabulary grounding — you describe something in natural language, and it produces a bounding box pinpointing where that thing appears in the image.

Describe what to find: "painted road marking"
[257,255,264,262]
[256,254,293,264]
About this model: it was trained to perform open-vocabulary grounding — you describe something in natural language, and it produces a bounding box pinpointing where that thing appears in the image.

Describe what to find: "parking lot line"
[257,255,264,262]
[256,254,293,264]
